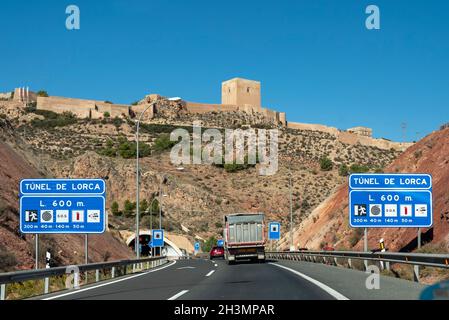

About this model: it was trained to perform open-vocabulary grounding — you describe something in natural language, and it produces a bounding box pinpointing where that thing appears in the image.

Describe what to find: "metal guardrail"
[0,256,168,300]
[267,250,449,283]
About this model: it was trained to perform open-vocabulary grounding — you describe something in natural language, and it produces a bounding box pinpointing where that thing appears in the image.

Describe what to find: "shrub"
[153,134,176,153]
[111,201,120,216]
[140,199,149,214]
[31,111,77,128]
[319,157,333,171]
[116,140,151,159]
[103,112,110,118]
[349,228,364,247]
[201,236,217,253]
[112,117,123,128]
[0,245,17,272]
[350,164,370,173]
[123,200,136,217]
[36,90,49,97]
[339,164,349,176]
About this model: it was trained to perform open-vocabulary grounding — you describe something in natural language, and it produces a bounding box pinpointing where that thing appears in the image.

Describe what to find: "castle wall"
[0,92,12,100]
[288,121,410,151]
[37,96,131,119]
[185,101,241,114]
[96,102,130,118]
[37,96,95,118]
[288,122,340,136]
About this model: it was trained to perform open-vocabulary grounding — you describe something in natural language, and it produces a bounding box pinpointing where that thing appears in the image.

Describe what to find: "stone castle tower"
[221,78,261,110]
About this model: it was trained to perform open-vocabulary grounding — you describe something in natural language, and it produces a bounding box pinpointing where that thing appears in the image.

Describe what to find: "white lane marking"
[43,260,177,300]
[168,290,189,300]
[214,264,218,267]
[205,270,215,277]
[269,263,349,300]
[177,266,196,269]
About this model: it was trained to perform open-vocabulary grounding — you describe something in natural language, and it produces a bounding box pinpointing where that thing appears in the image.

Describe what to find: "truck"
[223,213,265,264]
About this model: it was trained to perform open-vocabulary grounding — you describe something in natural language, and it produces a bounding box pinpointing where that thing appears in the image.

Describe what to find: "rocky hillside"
[0,99,402,270]
[0,118,134,272]
[283,127,449,254]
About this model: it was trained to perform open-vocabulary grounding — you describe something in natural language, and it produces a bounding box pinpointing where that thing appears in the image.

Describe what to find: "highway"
[38,258,426,300]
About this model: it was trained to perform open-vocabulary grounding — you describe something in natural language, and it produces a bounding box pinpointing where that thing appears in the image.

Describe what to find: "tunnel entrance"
[128,235,162,256]
[126,231,185,257]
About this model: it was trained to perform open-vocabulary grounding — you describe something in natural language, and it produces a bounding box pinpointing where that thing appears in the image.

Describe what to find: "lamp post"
[135,98,180,259]
[288,166,294,251]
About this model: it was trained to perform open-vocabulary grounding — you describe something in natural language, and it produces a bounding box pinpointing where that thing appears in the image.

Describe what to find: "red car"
[210,246,225,259]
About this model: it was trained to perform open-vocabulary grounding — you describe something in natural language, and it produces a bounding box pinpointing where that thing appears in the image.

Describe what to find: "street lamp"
[135,97,180,259]
[288,165,294,251]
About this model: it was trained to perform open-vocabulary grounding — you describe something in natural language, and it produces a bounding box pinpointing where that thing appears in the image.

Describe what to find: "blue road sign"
[194,242,200,251]
[268,222,281,240]
[217,239,224,247]
[19,179,106,234]
[151,229,164,247]
[349,174,432,228]
[20,179,105,195]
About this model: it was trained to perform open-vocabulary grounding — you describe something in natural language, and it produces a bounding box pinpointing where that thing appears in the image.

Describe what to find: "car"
[210,246,225,259]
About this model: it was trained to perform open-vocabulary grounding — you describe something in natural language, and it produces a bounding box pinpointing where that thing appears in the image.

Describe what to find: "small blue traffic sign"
[217,239,224,247]
[20,179,106,234]
[151,229,164,247]
[268,222,281,240]
[349,174,432,228]
[194,242,200,251]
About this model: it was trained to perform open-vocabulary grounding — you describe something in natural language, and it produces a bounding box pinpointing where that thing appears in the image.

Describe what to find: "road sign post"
[19,179,106,235]
[194,242,200,255]
[85,234,88,264]
[349,174,432,269]
[268,222,281,252]
[35,234,38,270]
[349,174,432,228]
[151,229,164,255]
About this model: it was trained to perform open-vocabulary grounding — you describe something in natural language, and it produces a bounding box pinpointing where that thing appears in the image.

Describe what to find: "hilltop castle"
[1,78,411,151]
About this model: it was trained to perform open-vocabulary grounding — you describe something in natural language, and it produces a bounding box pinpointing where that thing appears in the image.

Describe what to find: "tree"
[103,112,110,118]
[111,201,120,216]
[150,199,160,215]
[153,134,176,152]
[36,90,49,97]
[201,236,218,253]
[338,164,349,177]
[350,164,370,173]
[319,156,333,171]
[140,199,149,215]
[123,200,136,217]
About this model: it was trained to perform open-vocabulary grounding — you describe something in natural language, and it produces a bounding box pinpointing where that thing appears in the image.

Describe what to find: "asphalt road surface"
[38,258,427,300]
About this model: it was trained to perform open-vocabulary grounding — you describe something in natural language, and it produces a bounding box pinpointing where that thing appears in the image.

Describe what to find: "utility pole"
[401,122,407,143]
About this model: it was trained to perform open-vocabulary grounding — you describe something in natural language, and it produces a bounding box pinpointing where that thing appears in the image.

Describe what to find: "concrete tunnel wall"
[125,230,185,257]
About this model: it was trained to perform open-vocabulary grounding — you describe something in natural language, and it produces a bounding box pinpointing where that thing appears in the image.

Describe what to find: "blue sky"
[0,0,448,141]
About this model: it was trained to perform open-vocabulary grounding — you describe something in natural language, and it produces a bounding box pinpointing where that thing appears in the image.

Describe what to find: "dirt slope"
[0,141,134,271]
[284,128,449,252]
